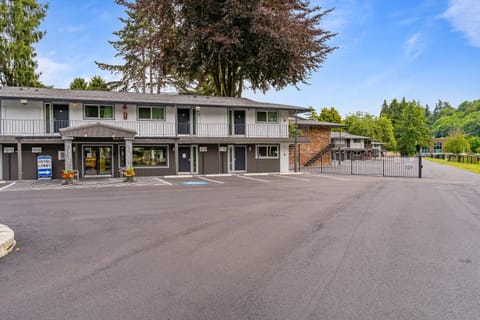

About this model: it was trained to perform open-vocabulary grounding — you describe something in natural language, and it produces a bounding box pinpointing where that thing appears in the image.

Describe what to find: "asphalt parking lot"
[1,163,480,320]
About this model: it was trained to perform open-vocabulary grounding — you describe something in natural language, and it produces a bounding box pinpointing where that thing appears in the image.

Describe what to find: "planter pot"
[124,176,135,182]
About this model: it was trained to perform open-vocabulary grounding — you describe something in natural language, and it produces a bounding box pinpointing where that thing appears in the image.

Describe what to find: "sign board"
[199,146,208,152]
[3,147,14,153]
[32,147,42,153]
[37,155,53,179]
[219,146,227,152]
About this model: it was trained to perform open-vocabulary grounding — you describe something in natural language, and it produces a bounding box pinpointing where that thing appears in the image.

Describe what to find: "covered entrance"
[83,146,112,176]
[59,123,136,179]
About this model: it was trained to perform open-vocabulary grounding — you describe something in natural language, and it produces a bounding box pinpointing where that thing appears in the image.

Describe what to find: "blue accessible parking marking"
[183,181,209,185]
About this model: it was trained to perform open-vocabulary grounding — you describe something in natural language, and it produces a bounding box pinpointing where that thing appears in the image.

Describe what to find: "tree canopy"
[69,76,110,91]
[0,0,47,87]
[97,0,337,96]
[444,130,470,154]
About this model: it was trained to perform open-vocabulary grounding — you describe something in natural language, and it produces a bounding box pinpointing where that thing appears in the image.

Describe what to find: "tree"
[374,116,397,151]
[69,76,110,91]
[468,136,480,153]
[444,130,470,154]
[395,101,431,155]
[70,77,88,90]
[318,107,342,123]
[344,112,396,150]
[87,75,109,91]
[0,0,47,87]
[307,106,319,120]
[99,0,337,97]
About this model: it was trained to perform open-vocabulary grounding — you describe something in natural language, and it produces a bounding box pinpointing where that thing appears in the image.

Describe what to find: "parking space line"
[154,178,172,185]
[276,175,311,182]
[198,176,224,184]
[0,182,16,191]
[305,173,349,181]
[238,175,271,183]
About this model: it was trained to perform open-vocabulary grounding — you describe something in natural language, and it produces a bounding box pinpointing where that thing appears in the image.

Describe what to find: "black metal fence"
[300,155,422,178]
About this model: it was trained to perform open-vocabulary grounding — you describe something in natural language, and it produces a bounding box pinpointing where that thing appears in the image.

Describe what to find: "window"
[353,139,362,143]
[434,142,443,153]
[84,104,113,119]
[138,106,165,120]
[133,146,168,167]
[256,111,278,123]
[256,145,279,159]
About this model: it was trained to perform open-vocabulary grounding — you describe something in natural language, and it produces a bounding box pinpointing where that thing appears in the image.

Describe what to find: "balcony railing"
[0,119,289,138]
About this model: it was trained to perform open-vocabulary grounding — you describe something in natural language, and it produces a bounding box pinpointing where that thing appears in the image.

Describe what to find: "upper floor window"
[434,142,443,153]
[138,106,165,120]
[256,111,278,123]
[353,139,362,143]
[84,104,114,119]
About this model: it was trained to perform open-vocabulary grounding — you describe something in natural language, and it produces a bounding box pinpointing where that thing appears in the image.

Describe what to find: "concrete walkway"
[0,224,15,258]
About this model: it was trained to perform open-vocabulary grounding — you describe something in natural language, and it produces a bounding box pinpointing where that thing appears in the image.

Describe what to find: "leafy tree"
[87,75,109,91]
[461,111,480,137]
[0,0,47,87]
[318,107,342,123]
[99,0,337,97]
[444,130,470,154]
[395,101,431,155]
[431,115,460,138]
[344,112,396,150]
[70,77,88,90]
[468,136,480,153]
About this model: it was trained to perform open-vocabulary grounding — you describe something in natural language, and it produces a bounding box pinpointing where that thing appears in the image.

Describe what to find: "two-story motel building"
[0,87,309,180]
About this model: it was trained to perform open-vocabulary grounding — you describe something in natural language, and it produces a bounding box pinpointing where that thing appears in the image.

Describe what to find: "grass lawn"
[425,157,480,174]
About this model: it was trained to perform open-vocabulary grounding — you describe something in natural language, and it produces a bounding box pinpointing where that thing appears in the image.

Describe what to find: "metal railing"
[0,119,289,138]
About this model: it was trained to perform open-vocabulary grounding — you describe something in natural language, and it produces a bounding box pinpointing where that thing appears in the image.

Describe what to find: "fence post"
[418,154,422,179]
[351,153,353,175]
[383,157,385,177]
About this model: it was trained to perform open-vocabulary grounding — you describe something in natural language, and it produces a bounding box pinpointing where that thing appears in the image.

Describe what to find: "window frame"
[137,106,166,121]
[84,104,114,120]
[256,145,279,159]
[256,111,279,124]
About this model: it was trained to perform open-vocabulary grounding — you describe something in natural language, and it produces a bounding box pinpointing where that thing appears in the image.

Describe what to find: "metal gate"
[300,155,423,178]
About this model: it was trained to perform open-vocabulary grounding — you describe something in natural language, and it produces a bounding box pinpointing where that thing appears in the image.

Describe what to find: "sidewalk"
[0,224,15,258]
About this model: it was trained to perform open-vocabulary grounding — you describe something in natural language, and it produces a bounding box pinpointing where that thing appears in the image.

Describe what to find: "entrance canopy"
[59,122,136,139]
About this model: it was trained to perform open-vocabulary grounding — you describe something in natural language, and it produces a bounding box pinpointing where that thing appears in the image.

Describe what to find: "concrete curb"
[0,224,16,258]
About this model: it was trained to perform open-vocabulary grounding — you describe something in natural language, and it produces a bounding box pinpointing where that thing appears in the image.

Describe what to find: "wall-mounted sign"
[3,147,14,153]
[219,146,227,152]
[37,155,52,179]
[32,147,42,153]
[199,147,208,152]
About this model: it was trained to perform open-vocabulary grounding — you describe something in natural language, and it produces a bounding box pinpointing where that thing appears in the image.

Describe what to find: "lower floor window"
[256,145,279,159]
[133,146,169,167]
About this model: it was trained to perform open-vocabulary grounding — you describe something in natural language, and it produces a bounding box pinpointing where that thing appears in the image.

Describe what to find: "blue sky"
[35,0,480,117]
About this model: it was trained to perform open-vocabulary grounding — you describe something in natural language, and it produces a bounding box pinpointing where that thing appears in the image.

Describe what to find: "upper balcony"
[0,119,289,139]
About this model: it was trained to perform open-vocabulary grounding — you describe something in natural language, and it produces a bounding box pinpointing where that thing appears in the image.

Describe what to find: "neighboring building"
[289,118,344,168]
[330,132,374,161]
[0,87,308,180]
[420,137,446,158]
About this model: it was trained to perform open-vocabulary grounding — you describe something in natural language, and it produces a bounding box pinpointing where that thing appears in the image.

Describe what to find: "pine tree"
[0,0,47,87]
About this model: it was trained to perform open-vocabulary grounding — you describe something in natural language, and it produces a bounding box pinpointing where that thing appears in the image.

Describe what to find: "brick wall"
[290,126,332,167]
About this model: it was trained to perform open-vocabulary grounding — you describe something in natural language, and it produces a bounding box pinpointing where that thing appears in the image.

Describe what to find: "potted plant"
[123,166,136,182]
[61,169,76,184]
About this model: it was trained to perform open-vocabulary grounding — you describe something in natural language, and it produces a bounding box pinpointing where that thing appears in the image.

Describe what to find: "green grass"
[425,157,480,174]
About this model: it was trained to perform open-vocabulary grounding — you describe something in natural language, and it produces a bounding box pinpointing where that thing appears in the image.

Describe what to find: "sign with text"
[37,155,52,179]
[3,147,14,153]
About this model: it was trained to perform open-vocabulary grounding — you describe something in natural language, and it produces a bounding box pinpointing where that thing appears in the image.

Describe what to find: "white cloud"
[36,56,72,88]
[443,0,480,47]
[404,32,424,60]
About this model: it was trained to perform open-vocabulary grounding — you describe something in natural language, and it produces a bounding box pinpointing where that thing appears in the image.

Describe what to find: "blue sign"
[37,155,53,179]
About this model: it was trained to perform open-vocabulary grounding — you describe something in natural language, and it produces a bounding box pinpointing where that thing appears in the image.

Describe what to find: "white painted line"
[306,173,348,181]
[164,175,193,179]
[204,174,232,177]
[154,178,172,185]
[276,175,311,182]
[0,181,16,191]
[198,176,224,184]
[238,175,271,183]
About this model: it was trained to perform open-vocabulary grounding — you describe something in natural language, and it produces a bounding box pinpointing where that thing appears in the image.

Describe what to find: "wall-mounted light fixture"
[20,99,28,105]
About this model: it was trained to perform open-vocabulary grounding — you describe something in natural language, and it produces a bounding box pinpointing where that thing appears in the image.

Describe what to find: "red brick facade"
[290,126,332,167]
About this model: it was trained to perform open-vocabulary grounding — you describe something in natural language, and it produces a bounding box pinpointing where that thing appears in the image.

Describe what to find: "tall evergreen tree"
[70,77,88,90]
[0,0,47,87]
